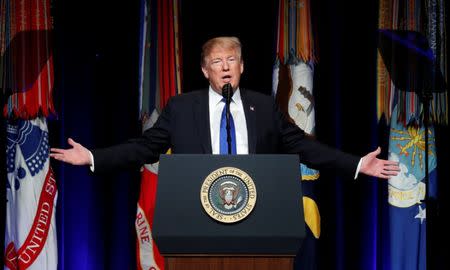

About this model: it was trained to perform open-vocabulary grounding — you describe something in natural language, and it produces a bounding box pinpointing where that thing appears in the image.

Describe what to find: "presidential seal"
[200,167,257,223]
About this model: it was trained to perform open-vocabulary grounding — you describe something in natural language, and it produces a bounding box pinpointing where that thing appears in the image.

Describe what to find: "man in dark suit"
[50,36,399,179]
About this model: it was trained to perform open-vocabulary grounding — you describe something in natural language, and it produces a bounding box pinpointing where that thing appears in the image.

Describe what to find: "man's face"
[201,46,244,93]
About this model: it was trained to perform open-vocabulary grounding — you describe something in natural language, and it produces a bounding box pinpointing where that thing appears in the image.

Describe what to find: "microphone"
[221,83,233,105]
[221,83,233,154]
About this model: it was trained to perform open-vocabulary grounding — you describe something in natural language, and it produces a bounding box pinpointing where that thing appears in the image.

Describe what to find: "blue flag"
[387,105,437,270]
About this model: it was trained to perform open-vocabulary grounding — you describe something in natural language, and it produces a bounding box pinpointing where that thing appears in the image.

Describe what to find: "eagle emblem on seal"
[219,181,242,209]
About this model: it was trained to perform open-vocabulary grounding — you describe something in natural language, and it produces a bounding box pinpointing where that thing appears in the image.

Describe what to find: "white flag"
[4,117,58,270]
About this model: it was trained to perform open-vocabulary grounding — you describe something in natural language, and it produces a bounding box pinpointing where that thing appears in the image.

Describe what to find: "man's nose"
[222,60,230,70]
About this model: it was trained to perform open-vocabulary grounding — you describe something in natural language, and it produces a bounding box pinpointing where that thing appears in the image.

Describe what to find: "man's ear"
[201,66,209,79]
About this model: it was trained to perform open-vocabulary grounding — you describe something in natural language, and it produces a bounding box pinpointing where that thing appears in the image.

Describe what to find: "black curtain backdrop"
[180,1,278,93]
[49,0,449,269]
[52,0,142,269]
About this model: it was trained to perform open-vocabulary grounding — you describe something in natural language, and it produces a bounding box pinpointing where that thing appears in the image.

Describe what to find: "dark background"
[45,0,449,269]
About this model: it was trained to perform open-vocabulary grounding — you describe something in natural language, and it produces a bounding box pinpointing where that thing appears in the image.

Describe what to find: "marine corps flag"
[135,0,182,269]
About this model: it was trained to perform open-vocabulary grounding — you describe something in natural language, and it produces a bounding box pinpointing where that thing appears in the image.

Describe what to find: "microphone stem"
[226,101,232,154]
[221,83,233,155]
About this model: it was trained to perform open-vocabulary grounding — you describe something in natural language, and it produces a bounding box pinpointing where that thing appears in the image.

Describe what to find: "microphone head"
[222,83,233,102]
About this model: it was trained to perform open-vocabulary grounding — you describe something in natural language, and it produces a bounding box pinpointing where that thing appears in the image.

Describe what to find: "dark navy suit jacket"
[93,88,359,175]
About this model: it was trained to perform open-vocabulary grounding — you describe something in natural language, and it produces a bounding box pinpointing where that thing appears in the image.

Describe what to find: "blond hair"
[200,36,242,67]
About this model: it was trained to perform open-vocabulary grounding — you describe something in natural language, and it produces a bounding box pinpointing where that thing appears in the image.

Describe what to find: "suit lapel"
[193,90,212,153]
[241,89,257,153]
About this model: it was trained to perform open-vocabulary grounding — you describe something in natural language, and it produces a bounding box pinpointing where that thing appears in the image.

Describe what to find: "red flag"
[136,164,164,270]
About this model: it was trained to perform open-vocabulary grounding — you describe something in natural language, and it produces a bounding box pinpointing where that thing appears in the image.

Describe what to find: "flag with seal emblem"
[377,1,447,268]
[386,105,435,270]
[4,118,58,270]
[2,0,57,269]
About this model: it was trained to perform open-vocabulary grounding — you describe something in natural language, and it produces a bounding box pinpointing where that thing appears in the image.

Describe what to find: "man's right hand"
[50,138,92,166]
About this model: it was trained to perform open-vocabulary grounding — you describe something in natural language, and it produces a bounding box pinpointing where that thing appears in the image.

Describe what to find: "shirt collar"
[208,85,241,105]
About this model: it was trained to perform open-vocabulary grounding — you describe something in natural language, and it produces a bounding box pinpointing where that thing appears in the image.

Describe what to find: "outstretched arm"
[359,147,399,179]
[50,138,92,166]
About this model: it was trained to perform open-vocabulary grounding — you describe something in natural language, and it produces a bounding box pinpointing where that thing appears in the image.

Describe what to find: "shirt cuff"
[89,151,95,172]
[354,158,363,180]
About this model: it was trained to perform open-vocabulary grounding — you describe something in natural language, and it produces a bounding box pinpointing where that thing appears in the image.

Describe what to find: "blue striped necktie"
[220,100,236,154]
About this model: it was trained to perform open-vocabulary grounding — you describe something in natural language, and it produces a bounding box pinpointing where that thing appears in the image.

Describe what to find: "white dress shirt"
[208,86,248,154]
